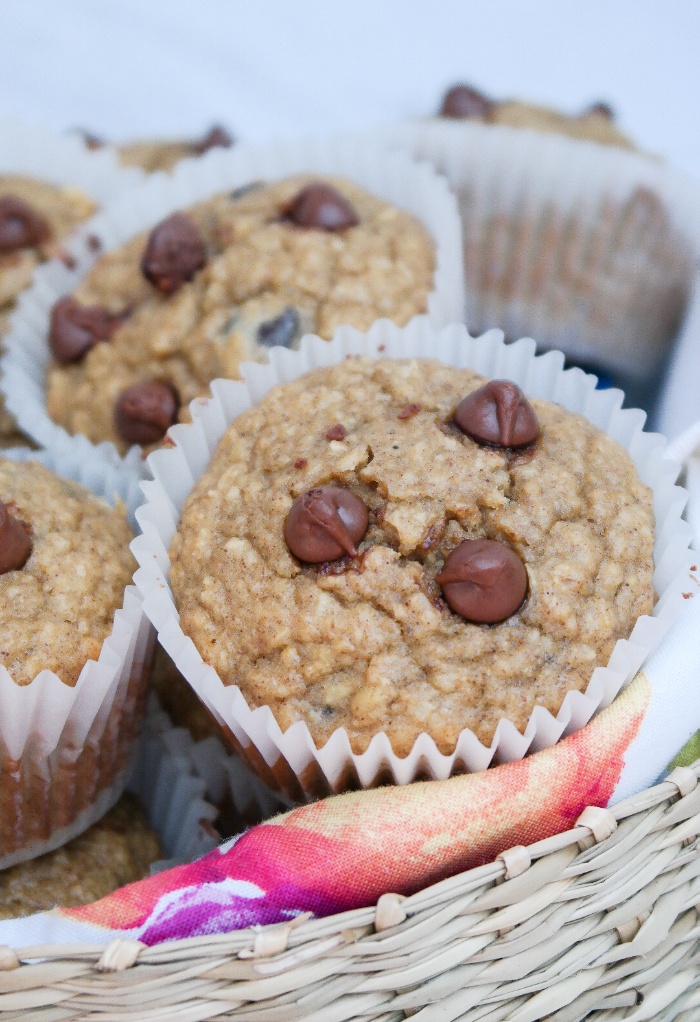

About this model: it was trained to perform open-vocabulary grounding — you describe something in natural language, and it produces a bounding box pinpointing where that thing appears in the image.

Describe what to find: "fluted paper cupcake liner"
[0,118,144,201]
[132,318,694,800]
[385,120,700,384]
[0,119,145,450]
[129,697,223,867]
[0,446,153,868]
[0,135,464,480]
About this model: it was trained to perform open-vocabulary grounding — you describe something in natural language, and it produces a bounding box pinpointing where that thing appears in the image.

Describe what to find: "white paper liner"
[0,118,145,202]
[129,695,285,872]
[382,120,700,383]
[0,447,153,867]
[0,135,465,482]
[132,318,695,799]
[129,697,222,867]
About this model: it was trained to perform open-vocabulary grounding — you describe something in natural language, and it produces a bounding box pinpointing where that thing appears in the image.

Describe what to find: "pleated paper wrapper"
[385,119,700,389]
[0,135,464,480]
[132,318,694,801]
[0,446,153,868]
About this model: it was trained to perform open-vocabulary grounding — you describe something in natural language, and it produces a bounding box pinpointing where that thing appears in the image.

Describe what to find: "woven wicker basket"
[1,758,697,1021]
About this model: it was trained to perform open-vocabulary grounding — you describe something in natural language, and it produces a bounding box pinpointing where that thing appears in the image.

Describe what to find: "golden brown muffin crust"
[170,358,654,755]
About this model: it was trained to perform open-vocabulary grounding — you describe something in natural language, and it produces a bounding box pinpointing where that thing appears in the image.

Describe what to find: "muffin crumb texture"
[170,358,655,755]
[47,176,435,451]
[0,795,160,919]
[0,459,134,685]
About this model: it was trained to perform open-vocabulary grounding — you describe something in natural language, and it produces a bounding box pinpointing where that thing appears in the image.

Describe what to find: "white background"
[2,0,700,179]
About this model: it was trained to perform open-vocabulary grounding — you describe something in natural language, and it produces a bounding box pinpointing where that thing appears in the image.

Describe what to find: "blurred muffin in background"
[0,176,95,446]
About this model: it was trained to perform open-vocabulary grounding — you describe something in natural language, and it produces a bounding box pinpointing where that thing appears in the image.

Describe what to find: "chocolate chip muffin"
[0,458,134,685]
[169,357,655,757]
[438,84,635,149]
[0,176,96,446]
[45,176,435,453]
[117,125,234,172]
[0,795,160,919]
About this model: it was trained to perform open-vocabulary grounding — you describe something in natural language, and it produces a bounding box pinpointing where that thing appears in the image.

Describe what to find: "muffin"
[393,107,696,385]
[0,175,96,446]
[168,357,655,758]
[0,456,148,866]
[0,458,134,684]
[438,82,635,149]
[0,795,160,919]
[118,125,234,172]
[45,176,435,452]
[77,125,234,173]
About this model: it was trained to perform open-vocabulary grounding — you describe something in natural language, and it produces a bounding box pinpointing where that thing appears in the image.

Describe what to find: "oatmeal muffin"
[0,795,160,919]
[118,125,234,172]
[0,176,96,446]
[78,125,234,173]
[438,83,635,149]
[169,357,655,757]
[0,457,134,685]
[46,176,435,453]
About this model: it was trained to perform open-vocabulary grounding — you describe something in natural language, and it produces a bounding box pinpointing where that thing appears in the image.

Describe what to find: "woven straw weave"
[1,760,698,1022]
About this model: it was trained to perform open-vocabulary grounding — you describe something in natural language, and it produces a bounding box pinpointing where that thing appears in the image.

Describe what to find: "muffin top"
[0,459,134,685]
[46,176,435,452]
[117,125,234,172]
[0,175,96,446]
[438,84,635,149]
[169,357,655,756]
[0,795,160,919]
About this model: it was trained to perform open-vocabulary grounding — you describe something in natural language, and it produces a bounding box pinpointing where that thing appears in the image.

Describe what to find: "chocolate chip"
[140,212,206,294]
[294,458,308,470]
[285,486,369,563]
[75,129,104,150]
[397,403,421,420]
[582,101,615,119]
[229,181,263,201]
[325,423,347,441]
[0,502,32,574]
[284,183,359,231]
[87,234,102,252]
[0,196,50,253]
[454,381,539,448]
[436,539,527,623]
[190,125,234,155]
[257,307,300,349]
[49,297,125,363]
[114,380,180,445]
[439,84,495,119]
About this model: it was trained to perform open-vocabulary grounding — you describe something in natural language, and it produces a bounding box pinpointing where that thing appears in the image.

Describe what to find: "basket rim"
[5,756,698,965]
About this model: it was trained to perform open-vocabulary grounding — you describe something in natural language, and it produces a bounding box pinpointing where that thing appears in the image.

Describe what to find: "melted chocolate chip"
[257,306,300,348]
[439,84,495,119]
[285,183,359,231]
[0,502,32,574]
[454,381,539,448]
[285,486,369,563]
[140,212,206,294]
[190,125,234,155]
[49,297,125,363]
[0,196,50,253]
[229,181,263,201]
[77,130,104,150]
[436,539,527,623]
[114,381,180,445]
